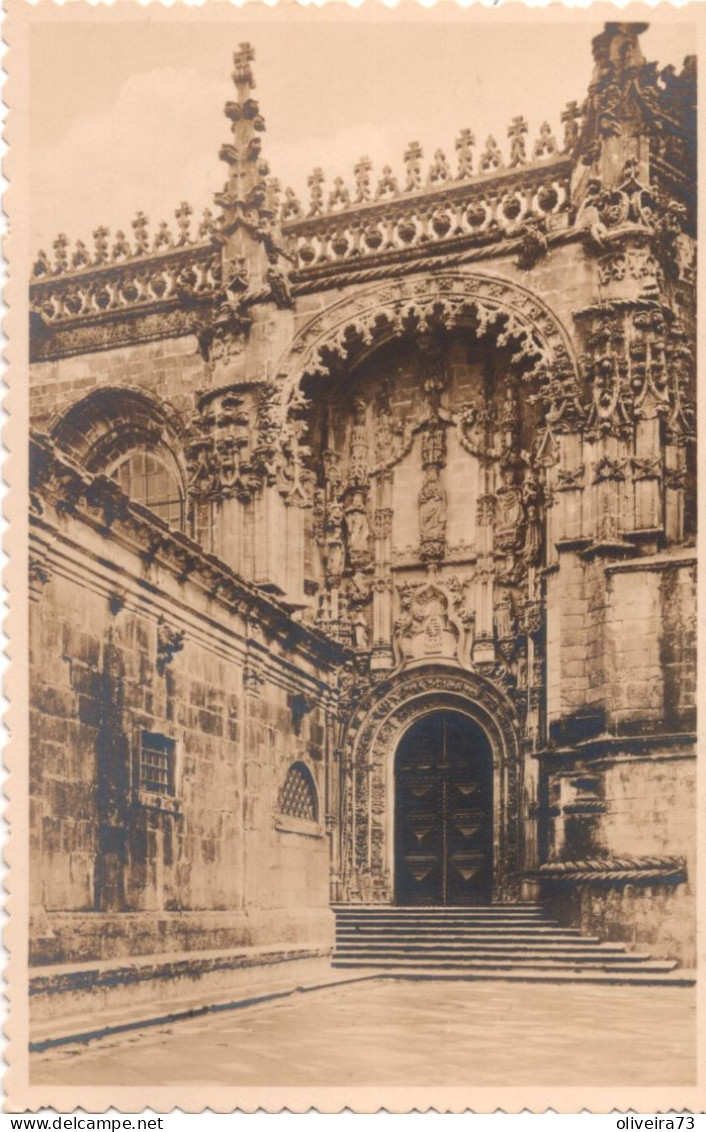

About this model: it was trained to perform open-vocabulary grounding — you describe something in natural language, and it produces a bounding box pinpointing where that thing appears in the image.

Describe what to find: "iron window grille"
[278,762,318,822]
[139,731,176,796]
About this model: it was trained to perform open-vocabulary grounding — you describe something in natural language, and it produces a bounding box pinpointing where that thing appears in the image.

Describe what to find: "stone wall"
[540,554,696,965]
[546,553,696,740]
[30,446,341,967]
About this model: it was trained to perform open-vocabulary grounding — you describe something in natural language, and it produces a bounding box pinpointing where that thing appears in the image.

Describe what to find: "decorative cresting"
[283,152,571,275]
[277,272,580,423]
[337,665,522,905]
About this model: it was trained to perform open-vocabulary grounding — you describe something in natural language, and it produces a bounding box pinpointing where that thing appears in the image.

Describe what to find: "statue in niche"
[521,472,543,566]
[325,499,345,580]
[494,463,524,554]
[345,489,371,566]
[419,465,447,560]
[323,448,343,498]
[495,589,515,639]
[351,610,369,651]
[349,398,369,485]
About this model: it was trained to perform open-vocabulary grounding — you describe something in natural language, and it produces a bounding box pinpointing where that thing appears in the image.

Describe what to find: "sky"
[29,13,696,257]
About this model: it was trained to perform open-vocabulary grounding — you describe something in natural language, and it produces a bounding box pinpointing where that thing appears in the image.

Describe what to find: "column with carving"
[371,469,394,670]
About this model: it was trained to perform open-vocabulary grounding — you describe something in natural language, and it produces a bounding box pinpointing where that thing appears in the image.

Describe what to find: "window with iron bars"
[139,731,176,796]
[278,762,318,822]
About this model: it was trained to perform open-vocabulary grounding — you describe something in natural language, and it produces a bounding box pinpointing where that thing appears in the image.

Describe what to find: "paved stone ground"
[31,979,695,1088]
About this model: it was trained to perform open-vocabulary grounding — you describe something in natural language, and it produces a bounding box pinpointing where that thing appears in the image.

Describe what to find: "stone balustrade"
[30,243,221,329]
[282,156,572,272]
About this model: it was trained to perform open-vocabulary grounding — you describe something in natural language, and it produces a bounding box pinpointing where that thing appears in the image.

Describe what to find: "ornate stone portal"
[336,666,522,904]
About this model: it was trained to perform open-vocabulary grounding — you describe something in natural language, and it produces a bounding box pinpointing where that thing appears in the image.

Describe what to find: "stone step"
[335,940,633,955]
[337,932,615,941]
[332,957,679,973]
[335,916,550,923]
[334,910,548,920]
[332,905,683,987]
[337,918,576,927]
[342,968,696,988]
[336,930,599,943]
[333,949,651,963]
[331,904,544,911]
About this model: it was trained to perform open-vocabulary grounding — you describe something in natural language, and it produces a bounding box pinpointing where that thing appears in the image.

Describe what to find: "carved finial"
[175,201,193,245]
[532,121,558,161]
[354,156,372,203]
[153,220,173,251]
[479,135,503,173]
[71,240,90,270]
[132,211,150,255]
[32,250,51,278]
[427,148,451,186]
[93,226,110,266]
[198,207,216,239]
[455,129,475,179]
[403,141,423,192]
[307,168,325,217]
[53,233,69,274]
[328,175,350,212]
[233,42,256,93]
[561,100,582,153]
[281,187,303,222]
[507,116,528,167]
[111,230,131,261]
[591,22,647,79]
[376,165,399,199]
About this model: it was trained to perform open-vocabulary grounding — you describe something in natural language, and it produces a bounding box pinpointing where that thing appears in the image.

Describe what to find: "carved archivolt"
[339,664,522,903]
[274,273,580,409]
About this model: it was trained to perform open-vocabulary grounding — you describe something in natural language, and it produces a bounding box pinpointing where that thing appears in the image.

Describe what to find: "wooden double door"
[394,711,493,906]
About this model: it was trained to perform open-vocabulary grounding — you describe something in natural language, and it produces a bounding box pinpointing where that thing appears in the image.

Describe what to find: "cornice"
[29,432,350,672]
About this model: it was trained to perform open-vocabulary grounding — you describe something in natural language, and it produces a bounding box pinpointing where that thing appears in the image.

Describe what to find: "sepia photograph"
[4,1,702,1114]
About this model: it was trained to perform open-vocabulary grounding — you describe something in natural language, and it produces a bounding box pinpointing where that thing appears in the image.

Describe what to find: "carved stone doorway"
[394,710,493,906]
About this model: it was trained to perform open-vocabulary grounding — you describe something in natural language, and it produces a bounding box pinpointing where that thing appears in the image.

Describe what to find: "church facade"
[28,21,697,1003]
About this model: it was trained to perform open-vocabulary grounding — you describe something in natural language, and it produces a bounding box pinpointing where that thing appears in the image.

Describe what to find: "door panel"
[394,712,492,906]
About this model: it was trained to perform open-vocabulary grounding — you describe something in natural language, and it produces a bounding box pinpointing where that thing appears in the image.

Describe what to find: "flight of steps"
[331,904,691,985]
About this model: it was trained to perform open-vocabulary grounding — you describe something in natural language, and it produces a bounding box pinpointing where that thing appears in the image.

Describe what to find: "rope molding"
[536,855,687,885]
[290,230,577,297]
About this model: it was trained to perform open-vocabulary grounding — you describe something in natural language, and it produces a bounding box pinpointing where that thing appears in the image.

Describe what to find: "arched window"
[278,762,318,822]
[111,450,184,530]
[50,388,188,534]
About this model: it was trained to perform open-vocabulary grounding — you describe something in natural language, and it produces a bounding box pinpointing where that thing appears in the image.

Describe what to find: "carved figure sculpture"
[495,464,523,553]
[419,466,447,561]
[345,489,371,566]
[348,398,369,485]
[521,473,543,565]
[352,610,369,651]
